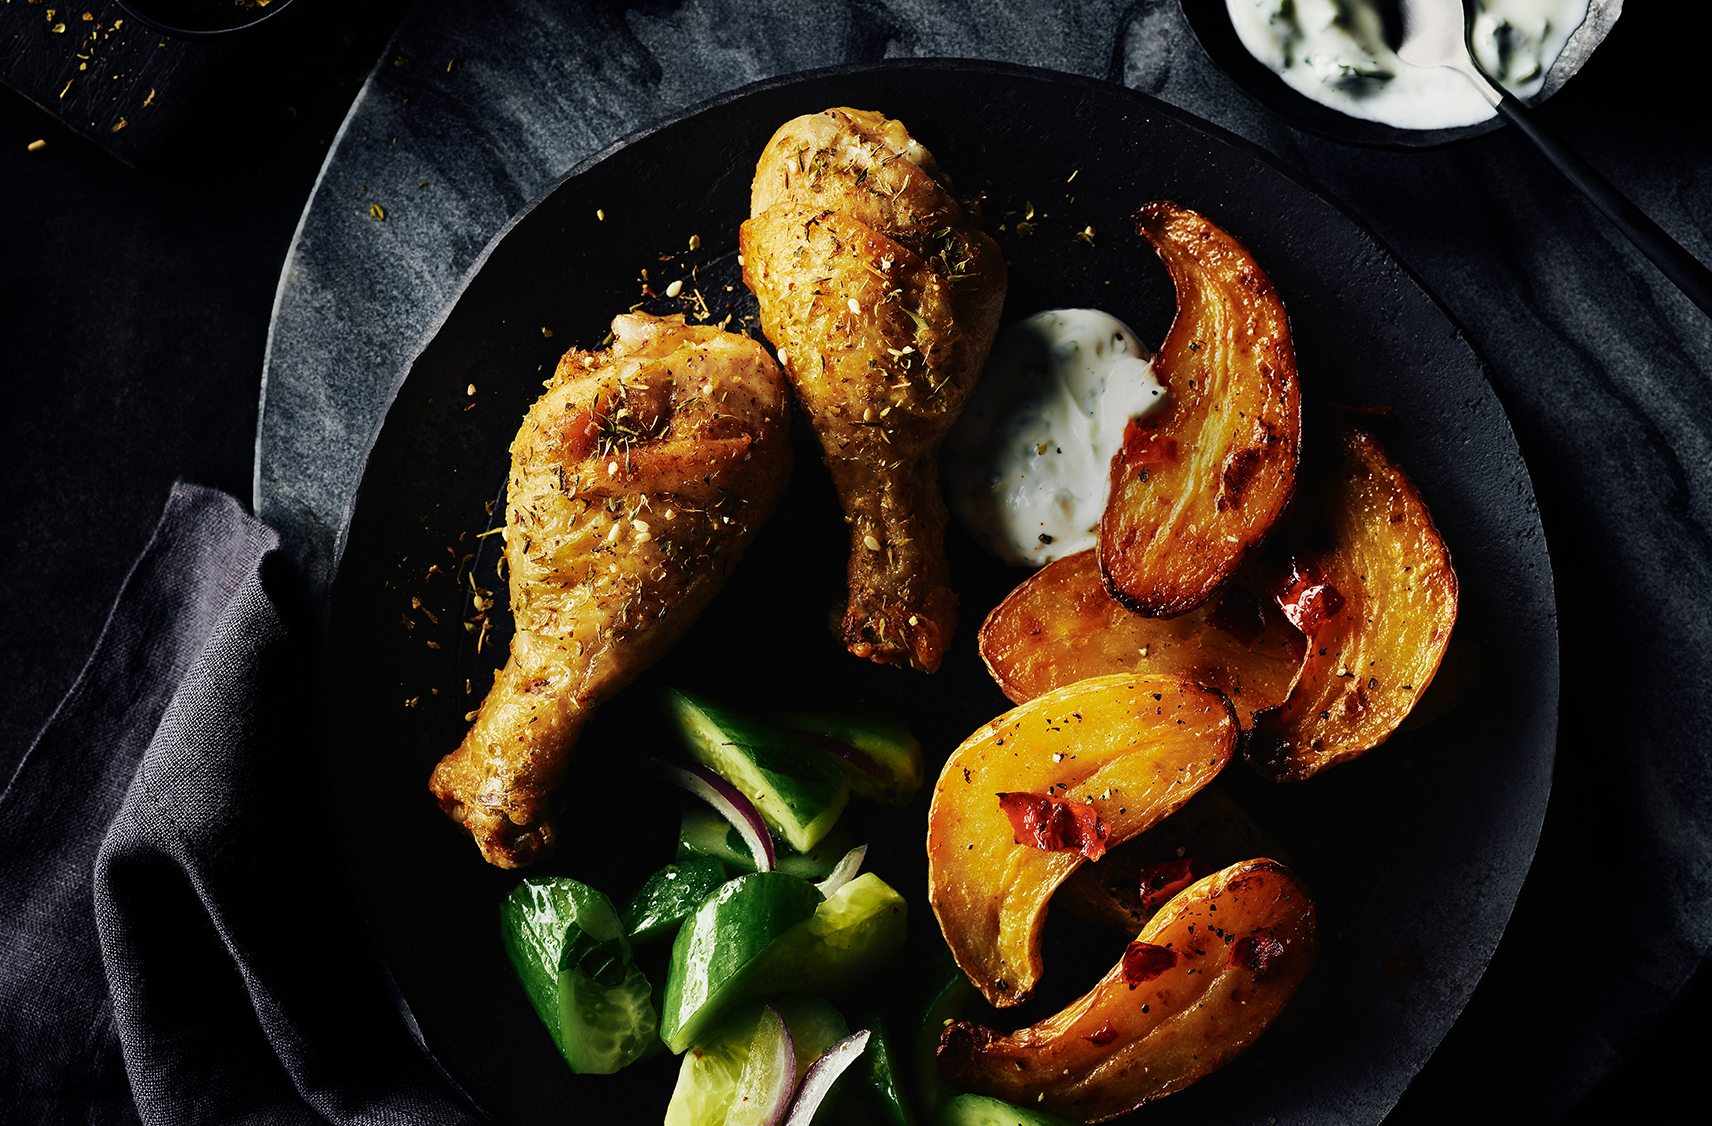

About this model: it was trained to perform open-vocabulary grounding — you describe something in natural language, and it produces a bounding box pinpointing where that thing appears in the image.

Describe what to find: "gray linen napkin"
[0,483,477,1125]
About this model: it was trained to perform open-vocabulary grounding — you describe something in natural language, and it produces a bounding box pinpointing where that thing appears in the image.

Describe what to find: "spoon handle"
[1492,90,1712,318]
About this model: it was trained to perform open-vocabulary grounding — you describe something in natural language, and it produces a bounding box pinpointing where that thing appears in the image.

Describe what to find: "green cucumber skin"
[675,808,858,881]
[913,961,979,1116]
[501,879,622,1063]
[662,872,908,1055]
[933,1095,1079,1126]
[776,709,925,806]
[622,857,729,944]
[847,1012,917,1126]
[666,689,850,851]
[661,872,824,1053]
[501,878,657,1073]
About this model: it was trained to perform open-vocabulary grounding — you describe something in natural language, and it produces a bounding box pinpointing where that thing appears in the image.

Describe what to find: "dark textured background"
[2,0,1708,1120]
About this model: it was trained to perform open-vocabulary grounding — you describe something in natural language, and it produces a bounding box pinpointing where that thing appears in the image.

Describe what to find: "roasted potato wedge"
[1248,424,1458,781]
[926,674,1238,1007]
[1099,202,1300,617]
[1056,783,1290,936]
[938,859,1315,1123]
[978,547,1306,730]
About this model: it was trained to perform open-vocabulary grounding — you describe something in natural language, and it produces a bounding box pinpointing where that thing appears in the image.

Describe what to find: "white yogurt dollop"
[1226,0,1590,130]
[947,309,1166,568]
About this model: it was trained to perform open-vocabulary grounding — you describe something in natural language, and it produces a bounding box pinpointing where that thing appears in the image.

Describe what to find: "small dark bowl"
[1181,0,1624,149]
[114,0,304,39]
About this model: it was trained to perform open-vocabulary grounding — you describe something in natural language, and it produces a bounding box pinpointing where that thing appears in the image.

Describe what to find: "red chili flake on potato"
[1122,940,1177,984]
[1120,417,1179,471]
[1083,1020,1121,1046]
[1274,557,1345,636]
[998,791,1109,861]
[1231,929,1286,976]
[1135,856,1210,912]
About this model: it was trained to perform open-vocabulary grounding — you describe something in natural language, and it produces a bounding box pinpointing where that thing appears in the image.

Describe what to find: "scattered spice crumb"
[665,279,683,298]
[143,88,155,106]
[369,203,386,220]
[110,118,125,132]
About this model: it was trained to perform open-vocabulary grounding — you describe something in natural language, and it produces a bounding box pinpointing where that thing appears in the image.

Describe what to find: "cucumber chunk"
[663,871,907,1054]
[914,959,979,1115]
[662,871,825,1052]
[666,689,850,852]
[729,1006,795,1126]
[622,857,729,944]
[745,873,908,999]
[777,709,925,807]
[665,995,851,1126]
[676,808,859,881]
[845,1007,917,1126]
[500,877,659,1074]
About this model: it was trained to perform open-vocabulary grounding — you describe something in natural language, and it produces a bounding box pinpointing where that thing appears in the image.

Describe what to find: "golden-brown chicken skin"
[741,107,1005,672]
[429,313,791,867]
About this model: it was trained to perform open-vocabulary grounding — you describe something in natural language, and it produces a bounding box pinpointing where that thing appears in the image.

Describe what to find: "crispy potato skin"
[926,674,1237,1007]
[741,107,1005,672]
[979,548,1306,730]
[1248,425,1458,781]
[1099,201,1300,617]
[938,859,1316,1123]
[429,315,791,867]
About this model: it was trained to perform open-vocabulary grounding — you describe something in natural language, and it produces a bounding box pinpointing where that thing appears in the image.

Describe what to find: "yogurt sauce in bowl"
[1225,0,1591,129]
[946,309,1167,568]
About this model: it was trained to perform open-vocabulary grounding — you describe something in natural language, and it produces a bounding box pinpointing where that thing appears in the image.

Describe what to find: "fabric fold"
[0,483,477,1126]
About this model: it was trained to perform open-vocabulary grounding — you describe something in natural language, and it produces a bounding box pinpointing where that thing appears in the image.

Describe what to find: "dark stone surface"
[4,0,1709,1121]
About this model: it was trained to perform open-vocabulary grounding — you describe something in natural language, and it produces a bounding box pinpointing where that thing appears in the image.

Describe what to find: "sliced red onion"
[729,1004,796,1126]
[652,758,775,873]
[781,1029,871,1126]
[814,845,868,898]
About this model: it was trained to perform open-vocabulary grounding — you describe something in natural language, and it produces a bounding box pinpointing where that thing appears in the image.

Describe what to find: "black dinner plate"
[322,60,1557,1125]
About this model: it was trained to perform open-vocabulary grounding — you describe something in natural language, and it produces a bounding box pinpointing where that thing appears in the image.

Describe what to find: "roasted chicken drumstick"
[430,313,791,867]
[741,107,1005,672]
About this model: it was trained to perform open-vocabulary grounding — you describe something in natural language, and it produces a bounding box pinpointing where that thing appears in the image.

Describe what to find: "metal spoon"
[1397,0,1712,317]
